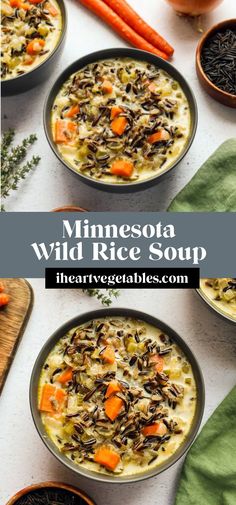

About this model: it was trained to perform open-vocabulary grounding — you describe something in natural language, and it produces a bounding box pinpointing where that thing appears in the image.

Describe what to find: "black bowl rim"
[196,285,236,325]
[1,0,67,85]
[43,47,198,192]
[30,307,205,484]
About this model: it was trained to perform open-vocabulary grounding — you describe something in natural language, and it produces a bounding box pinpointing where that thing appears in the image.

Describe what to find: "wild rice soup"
[51,58,191,184]
[200,278,236,320]
[38,317,196,476]
[1,0,62,80]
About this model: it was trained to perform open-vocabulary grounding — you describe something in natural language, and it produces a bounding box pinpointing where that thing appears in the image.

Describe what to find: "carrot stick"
[111,159,134,178]
[103,0,174,56]
[79,0,168,60]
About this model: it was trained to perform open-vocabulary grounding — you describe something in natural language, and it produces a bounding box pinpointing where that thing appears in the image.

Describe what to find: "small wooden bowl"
[6,481,96,505]
[196,19,236,108]
[52,205,87,212]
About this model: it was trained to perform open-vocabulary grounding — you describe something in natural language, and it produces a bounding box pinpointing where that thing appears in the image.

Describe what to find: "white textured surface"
[1,282,236,504]
[1,0,236,211]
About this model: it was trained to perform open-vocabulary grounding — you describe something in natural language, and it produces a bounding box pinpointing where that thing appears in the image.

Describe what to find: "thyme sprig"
[83,289,120,306]
[1,129,40,211]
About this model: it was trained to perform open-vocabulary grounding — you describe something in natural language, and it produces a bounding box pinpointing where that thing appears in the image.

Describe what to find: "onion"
[164,0,224,16]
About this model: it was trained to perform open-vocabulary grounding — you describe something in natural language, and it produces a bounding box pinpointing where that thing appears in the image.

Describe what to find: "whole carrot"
[103,0,174,56]
[79,0,169,59]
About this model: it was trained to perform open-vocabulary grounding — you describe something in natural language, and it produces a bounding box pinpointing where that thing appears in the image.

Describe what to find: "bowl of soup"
[1,0,67,96]
[198,278,236,324]
[44,48,197,192]
[30,308,204,483]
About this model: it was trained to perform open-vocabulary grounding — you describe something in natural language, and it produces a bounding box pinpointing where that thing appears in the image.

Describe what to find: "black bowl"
[196,282,236,325]
[1,0,67,97]
[30,308,205,484]
[44,48,198,193]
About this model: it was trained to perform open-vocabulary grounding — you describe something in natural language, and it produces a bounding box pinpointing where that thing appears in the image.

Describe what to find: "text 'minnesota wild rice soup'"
[200,278,236,320]
[51,58,191,184]
[1,0,62,80]
[38,317,196,476]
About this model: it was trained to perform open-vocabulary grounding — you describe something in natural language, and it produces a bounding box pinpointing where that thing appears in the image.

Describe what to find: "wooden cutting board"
[0,278,33,393]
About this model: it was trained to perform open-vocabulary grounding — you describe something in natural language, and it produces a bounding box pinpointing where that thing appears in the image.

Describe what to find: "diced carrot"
[148,130,170,144]
[110,106,123,120]
[21,2,31,9]
[102,0,174,57]
[111,116,127,136]
[102,345,115,364]
[142,422,167,437]
[39,384,66,413]
[105,395,124,421]
[23,55,35,65]
[67,122,77,133]
[55,120,68,143]
[0,282,5,293]
[10,0,22,6]
[45,1,58,15]
[150,354,164,373]
[54,120,76,144]
[105,381,121,398]
[94,446,120,471]
[10,0,30,7]
[57,367,73,384]
[102,80,113,94]
[65,104,80,118]
[110,159,134,178]
[28,0,43,3]
[0,293,10,307]
[79,0,169,60]
[26,38,45,55]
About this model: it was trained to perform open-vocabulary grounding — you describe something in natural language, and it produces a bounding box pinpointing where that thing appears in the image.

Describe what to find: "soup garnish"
[38,317,196,476]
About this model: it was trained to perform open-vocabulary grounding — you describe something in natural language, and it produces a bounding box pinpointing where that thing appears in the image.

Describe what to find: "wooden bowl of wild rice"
[6,481,96,505]
[196,19,236,108]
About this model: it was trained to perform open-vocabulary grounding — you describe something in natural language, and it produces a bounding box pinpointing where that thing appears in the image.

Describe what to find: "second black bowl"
[44,48,198,193]
[2,0,67,96]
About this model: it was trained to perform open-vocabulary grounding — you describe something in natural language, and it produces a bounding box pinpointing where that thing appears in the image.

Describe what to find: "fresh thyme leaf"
[83,289,120,306]
[1,129,40,211]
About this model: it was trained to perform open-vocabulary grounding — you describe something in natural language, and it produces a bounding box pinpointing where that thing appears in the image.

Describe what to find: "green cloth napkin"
[168,139,236,211]
[175,386,236,505]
